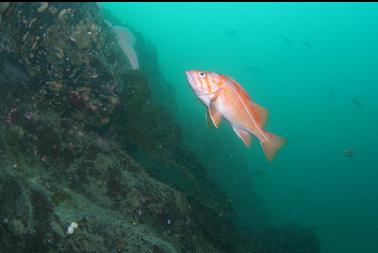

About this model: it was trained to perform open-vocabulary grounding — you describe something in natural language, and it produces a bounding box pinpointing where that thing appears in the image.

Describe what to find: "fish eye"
[199,72,206,78]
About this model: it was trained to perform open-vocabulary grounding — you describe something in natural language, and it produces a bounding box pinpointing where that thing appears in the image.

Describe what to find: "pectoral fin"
[232,126,252,147]
[206,89,223,128]
[206,111,214,128]
[208,107,222,128]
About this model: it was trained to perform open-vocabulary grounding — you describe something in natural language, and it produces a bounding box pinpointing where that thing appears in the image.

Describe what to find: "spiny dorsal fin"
[227,78,250,98]
[228,78,269,128]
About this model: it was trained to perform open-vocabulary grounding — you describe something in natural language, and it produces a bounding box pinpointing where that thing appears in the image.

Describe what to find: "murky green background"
[101,3,378,253]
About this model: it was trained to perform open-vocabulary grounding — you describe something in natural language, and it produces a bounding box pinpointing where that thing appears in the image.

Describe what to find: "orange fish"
[185,70,287,161]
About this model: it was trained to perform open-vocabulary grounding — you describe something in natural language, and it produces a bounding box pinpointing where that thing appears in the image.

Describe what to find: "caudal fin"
[260,132,287,161]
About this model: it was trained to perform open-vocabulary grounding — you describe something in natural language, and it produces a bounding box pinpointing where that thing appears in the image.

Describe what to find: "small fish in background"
[246,66,261,73]
[225,29,238,36]
[344,148,353,157]
[303,40,314,52]
[186,70,287,161]
[351,97,363,108]
[280,34,292,46]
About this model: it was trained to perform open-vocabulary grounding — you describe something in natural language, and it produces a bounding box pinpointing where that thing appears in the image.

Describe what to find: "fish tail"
[260,131,287,161]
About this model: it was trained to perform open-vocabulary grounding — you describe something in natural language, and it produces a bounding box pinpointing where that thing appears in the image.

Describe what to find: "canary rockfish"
[185,70,287,161]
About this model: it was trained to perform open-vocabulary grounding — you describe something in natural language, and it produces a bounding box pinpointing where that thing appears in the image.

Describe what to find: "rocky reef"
[0,2,320,253]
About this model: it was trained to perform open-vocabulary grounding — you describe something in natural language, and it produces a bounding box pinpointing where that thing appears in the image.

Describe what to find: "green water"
[101,3,378,253]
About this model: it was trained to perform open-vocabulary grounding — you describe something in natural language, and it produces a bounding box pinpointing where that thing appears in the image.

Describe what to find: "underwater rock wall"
[101,7,178,116]
[0,3,216,252]
[0,2,320,253]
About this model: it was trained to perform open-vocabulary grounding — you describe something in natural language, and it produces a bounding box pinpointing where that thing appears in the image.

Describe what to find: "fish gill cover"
[0,2,320,253]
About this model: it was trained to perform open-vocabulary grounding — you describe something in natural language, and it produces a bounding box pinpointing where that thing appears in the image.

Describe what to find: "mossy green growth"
[51,191,71,206]
[1,125,25,163]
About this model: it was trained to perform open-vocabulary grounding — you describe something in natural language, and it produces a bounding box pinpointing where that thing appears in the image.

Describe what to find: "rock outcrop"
[0,2,216,252]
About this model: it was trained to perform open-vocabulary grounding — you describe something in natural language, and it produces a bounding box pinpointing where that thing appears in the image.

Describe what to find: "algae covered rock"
[0,3,216,252]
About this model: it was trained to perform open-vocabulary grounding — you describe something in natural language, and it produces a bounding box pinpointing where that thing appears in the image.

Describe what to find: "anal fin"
[232,126,252,147]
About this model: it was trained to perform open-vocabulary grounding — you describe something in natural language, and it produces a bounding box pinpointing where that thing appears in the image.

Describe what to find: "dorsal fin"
[227,78,250,97]
[228,78,269,128]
